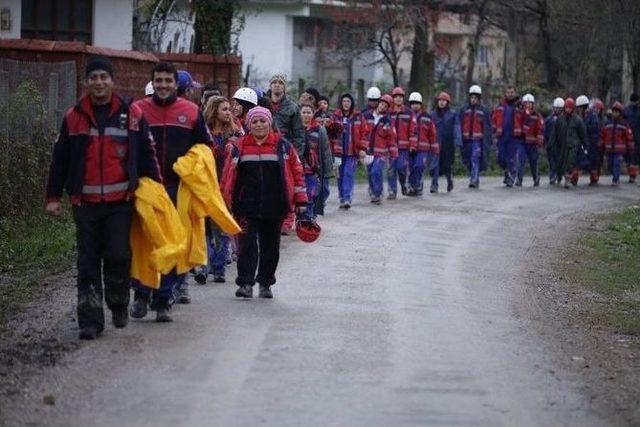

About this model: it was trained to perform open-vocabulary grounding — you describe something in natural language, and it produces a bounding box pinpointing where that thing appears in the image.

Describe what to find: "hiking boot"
[194,268,207,285]
[112,309,128,328]
[213,273,226,283]
[430,184,438,194]
[259,285,273,299]
[370,197,382,205]
[177,283,191,304]
[155,307,173,322]
[130,295,149,319]
[447,179,454,192]
[235,285,253,298]
[79,325,100,340]
[401,185,408,196]
[387,192,396,200]
[629,176,636,184]
[533,177,540,187]
[469,181,478,188]
[515,178,523,187]
[343,202,351,210]
[502,171,508,184]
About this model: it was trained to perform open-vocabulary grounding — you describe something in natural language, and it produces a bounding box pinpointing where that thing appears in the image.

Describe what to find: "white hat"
[233,87,258,106]
[408,92,423,103]
[576,95,589,107]
[552,97,565,108]
[469,85,482,95]
[522,93,535,103]
[366,86,381,100]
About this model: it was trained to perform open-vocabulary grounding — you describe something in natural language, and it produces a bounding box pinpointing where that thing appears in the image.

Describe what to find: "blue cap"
[177,70,201,92]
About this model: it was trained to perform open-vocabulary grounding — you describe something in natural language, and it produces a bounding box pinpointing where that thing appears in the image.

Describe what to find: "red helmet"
[564,98,575,109]
[380,94,394,107]
[594,100,604,111]
[296,219,321,243]
[391,87,405,97]
[611,101,624,112]
[436,91,451,103]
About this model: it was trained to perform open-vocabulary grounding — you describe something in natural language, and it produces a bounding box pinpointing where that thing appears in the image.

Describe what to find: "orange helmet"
[564,98,575,109]
[436,91,451,103]
[296,219,321,243]
[594,100,604,111]
[391,87,405,97]
[380,94,394,107]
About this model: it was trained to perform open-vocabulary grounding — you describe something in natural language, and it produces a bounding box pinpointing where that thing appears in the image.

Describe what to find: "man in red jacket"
[45,57,161,340]
[387,87,417,198]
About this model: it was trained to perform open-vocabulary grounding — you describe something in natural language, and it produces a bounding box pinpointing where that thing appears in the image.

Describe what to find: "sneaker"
[343,203,351,210]
[213,273,226,283]
[130,295,149,319]
[112,309,128,328]
[79,326,100,340]
[155,306,173,323]
[447,180,454,192]
[370,198,382,205]
[406,189,416,197]
[194,269,207,285]
[176,284,191,304]
[235,285,253,298]
[612,180,620,186]
[338,203,346,209]
[430,184,438,194]
[401,185,408,196]
[629,176,636,184]
[503,171,509,184]
[259,285,273,299]
[515,179,523,187]
[533,177,540,187]
[387,192,396,200]
[469,181,477,188]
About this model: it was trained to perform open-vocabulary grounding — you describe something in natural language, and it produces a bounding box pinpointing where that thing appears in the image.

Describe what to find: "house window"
[476,45,489,65]
[293,17,316,49]
[21,0,92,43]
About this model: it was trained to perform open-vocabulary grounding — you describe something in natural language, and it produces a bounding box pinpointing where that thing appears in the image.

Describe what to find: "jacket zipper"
[162,104,167,181]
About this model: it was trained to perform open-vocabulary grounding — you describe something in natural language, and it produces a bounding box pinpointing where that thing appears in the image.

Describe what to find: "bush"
[0,81,55,219]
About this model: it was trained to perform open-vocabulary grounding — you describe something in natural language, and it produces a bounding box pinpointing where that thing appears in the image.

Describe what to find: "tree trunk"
[409,19,435,99]
[538,1,558,88]
[465,41,477,91]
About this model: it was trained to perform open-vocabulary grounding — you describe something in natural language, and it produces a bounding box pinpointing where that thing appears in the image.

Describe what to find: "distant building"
[133,0,195,54]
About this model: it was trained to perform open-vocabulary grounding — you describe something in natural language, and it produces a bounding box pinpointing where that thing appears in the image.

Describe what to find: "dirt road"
[2,178,639,427]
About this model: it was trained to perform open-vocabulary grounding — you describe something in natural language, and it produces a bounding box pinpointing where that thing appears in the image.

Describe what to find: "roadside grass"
[0,210,75,325]
[567,206,640,335]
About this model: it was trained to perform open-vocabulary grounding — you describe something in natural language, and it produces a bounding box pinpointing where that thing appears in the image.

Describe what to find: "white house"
[0,0,134,50]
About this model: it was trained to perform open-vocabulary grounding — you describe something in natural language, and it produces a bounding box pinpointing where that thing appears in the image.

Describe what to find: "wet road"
[4,178,640,427]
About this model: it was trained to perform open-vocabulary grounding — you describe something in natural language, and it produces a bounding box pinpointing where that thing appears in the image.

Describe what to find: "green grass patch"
[569,206,640,335]
[0,210,75,324]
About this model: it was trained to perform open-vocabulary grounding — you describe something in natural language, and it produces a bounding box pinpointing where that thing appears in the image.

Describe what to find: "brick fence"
[0,38,241,99]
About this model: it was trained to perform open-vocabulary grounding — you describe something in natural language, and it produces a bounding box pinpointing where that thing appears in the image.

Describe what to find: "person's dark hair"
[304,87,321,105]
[318,95,329,104]
[257,95,272,110]
[151,62,178,83]
[201,83,222,106]
[340,93,355,115]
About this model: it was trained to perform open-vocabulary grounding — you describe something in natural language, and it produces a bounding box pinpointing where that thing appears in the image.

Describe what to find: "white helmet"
[408,92,423,103]
[145,81,154,96]
[366,86,381,100]
[233,87,258,106]
[576,95,589,107]
[522,93,535,103]
[469,85,482,95]
[552,97,565,108]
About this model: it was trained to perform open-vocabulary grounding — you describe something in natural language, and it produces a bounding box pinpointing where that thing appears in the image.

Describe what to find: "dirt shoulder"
[520,207,640,426]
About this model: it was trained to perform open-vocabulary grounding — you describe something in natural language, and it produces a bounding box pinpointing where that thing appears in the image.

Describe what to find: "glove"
[333,157,342,168]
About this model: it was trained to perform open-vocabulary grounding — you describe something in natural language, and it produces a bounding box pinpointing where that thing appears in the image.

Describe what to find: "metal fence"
[0,58,76,129]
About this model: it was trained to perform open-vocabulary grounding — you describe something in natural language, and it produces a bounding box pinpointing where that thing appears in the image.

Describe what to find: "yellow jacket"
[130,177,187,289]
[173,144,241,274]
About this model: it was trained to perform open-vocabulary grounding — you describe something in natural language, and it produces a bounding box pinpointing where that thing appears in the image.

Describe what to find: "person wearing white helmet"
[491,85,524,187]
[517,94,544,186]
[409,92,438,195]
[459,84,491,188]
[232,87,258,131]
[544,98,565,184]
[575,95,602,185]
[363,86,381,115]
[144,81,154,97]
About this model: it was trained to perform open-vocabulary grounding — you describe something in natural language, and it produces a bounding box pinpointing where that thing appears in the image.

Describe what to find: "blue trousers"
[322,177,330,205]
[517,143,539,182]
[408,152,440,191]
[387,149,410,194]
[546,146,558,182]
[368,157,386,198]
[338,156,357,204]
[305,173,319,218]
[497,138,518,181]
[199,223,229,277]
[462,140,482,183]
[608,153,623,182]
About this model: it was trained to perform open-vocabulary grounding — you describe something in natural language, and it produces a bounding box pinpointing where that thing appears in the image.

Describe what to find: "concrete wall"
[93,0,133,50]
[238,3,309,88]
[0,0,21,39]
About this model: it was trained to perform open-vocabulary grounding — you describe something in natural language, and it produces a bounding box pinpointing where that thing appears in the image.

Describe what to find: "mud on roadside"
[519,210,640,426]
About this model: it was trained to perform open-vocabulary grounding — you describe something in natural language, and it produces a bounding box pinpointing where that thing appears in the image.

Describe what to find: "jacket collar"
[152,93,177,106]
[76,93,122,126]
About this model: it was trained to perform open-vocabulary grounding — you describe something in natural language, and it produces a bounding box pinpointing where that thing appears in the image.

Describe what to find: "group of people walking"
[45,55,640,340]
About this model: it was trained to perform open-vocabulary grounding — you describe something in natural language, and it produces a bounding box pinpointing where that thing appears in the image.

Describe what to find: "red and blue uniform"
[411,111,438,193]
[492,99,523,185]
[459,103,492,185]
[517,108,544,184]
[599,118,636,183]
[366,113,398,200]
[388,105,417,195]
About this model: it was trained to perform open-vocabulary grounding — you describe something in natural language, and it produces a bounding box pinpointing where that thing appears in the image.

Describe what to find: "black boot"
[130,294,149,319]
[112,308,129,328]
[259,284,273,299]
[79,325,100,340]
[235,285,253,298]
[176,283,191,304]
[447,178,454,192]
[155,298,173,322]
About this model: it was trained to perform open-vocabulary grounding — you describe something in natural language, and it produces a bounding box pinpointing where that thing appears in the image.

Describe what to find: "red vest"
[390,106,417,150]
[522,110,544,146]
[414,112,438,153]
[599,120,634,154]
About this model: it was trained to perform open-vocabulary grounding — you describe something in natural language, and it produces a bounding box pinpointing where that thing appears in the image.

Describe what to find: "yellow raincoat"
[130,177,187,289]
[173,144,241,274]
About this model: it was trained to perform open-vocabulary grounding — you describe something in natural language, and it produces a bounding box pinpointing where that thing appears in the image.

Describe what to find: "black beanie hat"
[85,56,113,77]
